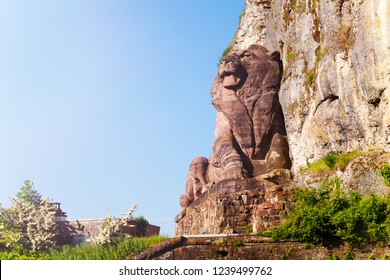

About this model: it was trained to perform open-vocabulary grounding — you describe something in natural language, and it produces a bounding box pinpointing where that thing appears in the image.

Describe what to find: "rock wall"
[133,235,390,260]
[176,171,292,235]
[234,0,390,173]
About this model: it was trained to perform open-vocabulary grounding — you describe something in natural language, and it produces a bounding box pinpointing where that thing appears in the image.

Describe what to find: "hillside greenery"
[261,176,390,245]
[380,165,390,187]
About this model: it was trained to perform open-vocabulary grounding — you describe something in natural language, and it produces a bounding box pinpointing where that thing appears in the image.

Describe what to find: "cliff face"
[233,0,390,173]
[175,0,390,235]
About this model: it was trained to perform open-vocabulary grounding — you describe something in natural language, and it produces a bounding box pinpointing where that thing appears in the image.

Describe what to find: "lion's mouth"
[223,73,242,89]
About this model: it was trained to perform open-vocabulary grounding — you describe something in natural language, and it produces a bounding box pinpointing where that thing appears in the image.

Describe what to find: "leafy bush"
[131,216,149,236]
[323,152,338,169]
[380,165,390,187]
[263,177,390,245]
[48,235,167,260]
[0,246,49,260]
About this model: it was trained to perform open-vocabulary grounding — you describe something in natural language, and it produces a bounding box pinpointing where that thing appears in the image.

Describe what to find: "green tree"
[131,216,149,237]
[15,180,42,204]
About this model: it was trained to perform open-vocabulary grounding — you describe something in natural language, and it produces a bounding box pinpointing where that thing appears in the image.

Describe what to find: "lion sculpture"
[179,45,291,214]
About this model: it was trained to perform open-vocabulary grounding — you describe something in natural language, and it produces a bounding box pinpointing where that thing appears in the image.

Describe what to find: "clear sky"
[0,0,244,236]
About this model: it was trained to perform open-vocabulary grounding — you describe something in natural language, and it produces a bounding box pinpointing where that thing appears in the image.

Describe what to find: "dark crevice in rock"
[369,98,381,108]
[369,88,385,108]
[256,1,271,8]
[314,95,339,115]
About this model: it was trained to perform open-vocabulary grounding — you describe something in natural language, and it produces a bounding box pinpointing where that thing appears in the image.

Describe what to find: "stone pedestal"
[175,169,292,235]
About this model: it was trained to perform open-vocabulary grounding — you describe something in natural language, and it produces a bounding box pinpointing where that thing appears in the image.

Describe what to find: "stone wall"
[176,170,292,235]
[56,219,160,245]
[133,235,390,260]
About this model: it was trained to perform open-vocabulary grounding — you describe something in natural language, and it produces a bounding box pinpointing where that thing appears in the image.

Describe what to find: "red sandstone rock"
[274,201,285,210]
[258,202,273,209]
[179,46,291,211]
[176,45,293,235]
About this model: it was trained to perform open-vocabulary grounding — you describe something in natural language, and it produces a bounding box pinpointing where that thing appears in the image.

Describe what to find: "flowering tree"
[0,181,57,253]
[93,204,138,245]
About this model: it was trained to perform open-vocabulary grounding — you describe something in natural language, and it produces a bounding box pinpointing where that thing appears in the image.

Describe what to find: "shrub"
[0,245,49,260]
[264,177,390,245]
[380,165,390,187]
[131,216,149,237]
[93,205,138,245]
[323,152,338,169]
[344,252,354,260]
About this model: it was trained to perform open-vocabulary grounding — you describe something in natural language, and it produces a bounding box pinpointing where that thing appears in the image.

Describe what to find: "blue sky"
[0,0,244,236]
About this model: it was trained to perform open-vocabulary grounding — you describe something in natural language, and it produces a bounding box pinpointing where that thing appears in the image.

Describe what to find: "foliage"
[219,45,232,64]
[287,51,297,64]
[262,177,390,245]
[306,68,315,86]
[315,48,328,62]
[323,152,338,169]
[343,252,354,260]
[131,216,149,237]
[0,182,57,253]
[15,180,42,204]
[0,244,49,260]
[302,150,362,174]
[48,235,167,260]
[93,205,138,245]
[380,165,390,187]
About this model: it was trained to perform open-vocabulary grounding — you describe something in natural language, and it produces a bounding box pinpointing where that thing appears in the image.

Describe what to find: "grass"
[219,45,232,64]
[48,235,167,260]
[287,51,297,64]
[315,47,328,62]
[222,45,232,58]
[301,150,362,175]
[306,68,316,86]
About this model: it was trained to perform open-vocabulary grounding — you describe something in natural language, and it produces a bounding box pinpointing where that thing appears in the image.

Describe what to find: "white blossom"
[93,204,137,245]
[0,197,57,252]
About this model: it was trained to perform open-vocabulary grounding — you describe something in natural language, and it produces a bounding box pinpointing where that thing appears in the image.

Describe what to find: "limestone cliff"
[233,0,390,173]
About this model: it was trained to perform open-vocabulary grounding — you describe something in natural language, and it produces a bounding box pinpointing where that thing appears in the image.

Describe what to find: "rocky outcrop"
[175,0,390,236]
[294,150,390,195]
[234,0,390,173]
